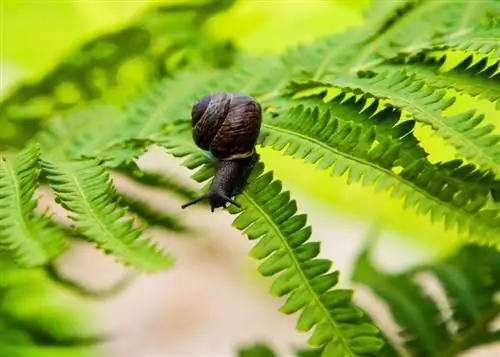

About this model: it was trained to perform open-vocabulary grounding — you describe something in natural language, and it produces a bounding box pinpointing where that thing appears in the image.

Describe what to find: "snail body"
[181,92,262,212]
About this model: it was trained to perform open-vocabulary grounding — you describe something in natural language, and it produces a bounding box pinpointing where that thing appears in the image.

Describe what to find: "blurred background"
[1,0,498,356]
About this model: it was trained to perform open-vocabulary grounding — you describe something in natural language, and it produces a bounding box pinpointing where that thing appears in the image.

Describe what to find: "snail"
[181,92,262,212]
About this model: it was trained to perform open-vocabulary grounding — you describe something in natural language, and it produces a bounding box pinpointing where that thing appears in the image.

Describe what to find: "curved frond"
[443,23,500,59]
[41,158,172,272]
[35,104,147,168]
[352,242,500,356]
[372,53,500,107]
[258,105,500,244]
[157,130,385,356]
[283,0,497,77]
[0,146,65,267]
[123,56,285,140]
[304,72,500,177]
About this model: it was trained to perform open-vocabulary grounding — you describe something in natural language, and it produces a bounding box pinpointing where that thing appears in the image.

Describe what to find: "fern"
[0,257,98,357]
[41,157,172,272]
[352,241,500,356]
[294,72,500,178]
[370,53,500,108]
[258,104,500,242]
[283,0,499,78]
[157,129,384,356]
[0,146,65,267]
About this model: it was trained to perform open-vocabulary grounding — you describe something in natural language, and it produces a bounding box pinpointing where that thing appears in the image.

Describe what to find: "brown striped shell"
[191,92,262,160]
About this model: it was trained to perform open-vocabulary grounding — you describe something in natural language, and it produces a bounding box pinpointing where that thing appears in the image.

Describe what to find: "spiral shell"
[191,92,262,160]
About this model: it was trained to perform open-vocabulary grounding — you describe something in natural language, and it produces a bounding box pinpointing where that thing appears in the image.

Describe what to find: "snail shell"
[181,92,262,212]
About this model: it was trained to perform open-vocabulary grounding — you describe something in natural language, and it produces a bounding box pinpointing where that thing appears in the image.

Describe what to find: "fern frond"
[258,104,500,243]
[442,23,500,59]
[123,56,285,140]
[300,72,500,177]
[41,157,172,272]
[283,0,497,77]
[277,86,429,166]
[157,130,385,356]
[35,104,146,168]
[371,53,500,108]
[0,145,65,267]
[352,242,500,356]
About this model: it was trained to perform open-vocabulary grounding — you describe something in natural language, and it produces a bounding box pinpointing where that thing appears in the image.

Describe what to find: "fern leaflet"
[0,145,65,267]
[41,157,172,272]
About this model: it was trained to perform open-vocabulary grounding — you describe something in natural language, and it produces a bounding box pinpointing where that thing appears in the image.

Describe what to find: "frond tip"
[0,145,65,267]
[41,157,173,273]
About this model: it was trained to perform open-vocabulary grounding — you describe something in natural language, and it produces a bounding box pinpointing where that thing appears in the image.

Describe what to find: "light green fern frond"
[157,130,384,356]
[371,54,500,108]
[302,72,500,177]
[283,0,497,77]
[35,104,146,168]
[441,23,500,59]
[352,242,500,356]
[41,158,172,272]
[0,146,65,267]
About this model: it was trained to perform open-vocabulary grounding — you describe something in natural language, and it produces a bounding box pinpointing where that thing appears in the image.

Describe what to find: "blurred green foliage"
[1,1,500,356]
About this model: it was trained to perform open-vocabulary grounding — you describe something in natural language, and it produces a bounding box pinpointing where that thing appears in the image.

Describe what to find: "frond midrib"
[262,122,499,238]
[2,160,46,263]
[60,163,153,265]
[242,191,355,355]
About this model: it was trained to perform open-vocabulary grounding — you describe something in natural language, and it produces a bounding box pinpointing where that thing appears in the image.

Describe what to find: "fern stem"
[44,264,138,299]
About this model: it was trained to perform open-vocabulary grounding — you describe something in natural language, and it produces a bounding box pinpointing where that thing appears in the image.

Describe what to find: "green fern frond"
[0,145,65,268]
[370,53,500,108]
[352,242,500,356]
[300,72,500,177]
[41,157,172,272]
[157,130,384,356]
[277,86,429,166]
[283,0,497,77]
[442,23,500,59]
[124,56,285,140]
[258,104,500,243]
[35,104,146,168]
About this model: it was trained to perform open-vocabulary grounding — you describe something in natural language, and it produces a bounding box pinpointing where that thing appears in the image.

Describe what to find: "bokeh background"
[2,1,498,356]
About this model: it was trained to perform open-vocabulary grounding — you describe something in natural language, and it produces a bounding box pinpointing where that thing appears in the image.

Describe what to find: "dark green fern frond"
[352,242,500,356]
[258,104,500,243]
[41,157,172,272]
[302,72,500,177]
[157,130,384,356]
[278,84,429,166]
[370,53,500,108]
[0,146,65,267]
